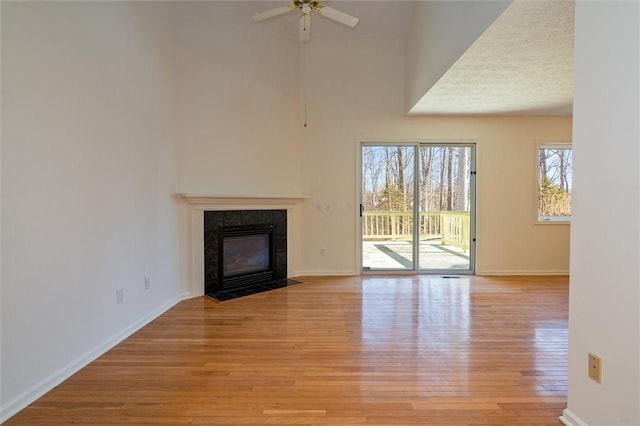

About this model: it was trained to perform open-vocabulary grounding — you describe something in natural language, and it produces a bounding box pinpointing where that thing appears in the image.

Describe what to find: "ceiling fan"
[252,0,359,43]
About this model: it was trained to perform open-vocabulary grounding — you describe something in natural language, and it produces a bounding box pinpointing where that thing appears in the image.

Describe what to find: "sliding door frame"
[357,140,476,275]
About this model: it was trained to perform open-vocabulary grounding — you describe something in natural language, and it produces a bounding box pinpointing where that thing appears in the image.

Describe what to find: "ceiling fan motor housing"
[294,0,321,12]
[252,0,358,42]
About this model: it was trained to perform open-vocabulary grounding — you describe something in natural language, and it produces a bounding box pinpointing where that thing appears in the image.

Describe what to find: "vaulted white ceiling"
[250,0,574,116]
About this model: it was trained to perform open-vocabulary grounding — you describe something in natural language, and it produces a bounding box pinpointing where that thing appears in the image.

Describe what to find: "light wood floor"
[5,275,568,425]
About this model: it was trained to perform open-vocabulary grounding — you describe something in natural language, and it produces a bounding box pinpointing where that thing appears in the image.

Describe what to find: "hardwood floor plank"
[4,275,568,425]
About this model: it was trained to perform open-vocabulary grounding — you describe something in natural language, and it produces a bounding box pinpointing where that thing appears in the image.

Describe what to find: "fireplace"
[204,209,287,294]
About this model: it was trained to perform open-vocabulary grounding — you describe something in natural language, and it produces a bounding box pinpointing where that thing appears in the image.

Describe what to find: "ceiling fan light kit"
[252,0,359,43]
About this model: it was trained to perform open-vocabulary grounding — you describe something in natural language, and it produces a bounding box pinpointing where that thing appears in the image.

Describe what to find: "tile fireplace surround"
[204,209,287,294]
[180,194,307,297]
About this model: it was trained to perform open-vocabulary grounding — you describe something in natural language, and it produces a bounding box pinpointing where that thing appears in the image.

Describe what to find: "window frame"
[536,141,572,224]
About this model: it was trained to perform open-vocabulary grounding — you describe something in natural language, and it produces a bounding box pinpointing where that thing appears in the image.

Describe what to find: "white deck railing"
[363,211,470,252]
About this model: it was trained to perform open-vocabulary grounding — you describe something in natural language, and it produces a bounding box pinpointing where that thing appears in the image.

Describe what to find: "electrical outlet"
[116,288,124,304]
[588,353,602,383]
[144,276,151,290]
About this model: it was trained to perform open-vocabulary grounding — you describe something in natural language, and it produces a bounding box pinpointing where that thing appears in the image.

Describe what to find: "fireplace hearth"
[204,210,287,295]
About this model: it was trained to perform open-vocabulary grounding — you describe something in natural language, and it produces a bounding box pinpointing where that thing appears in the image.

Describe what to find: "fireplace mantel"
[180,193,308,206]
[180,193,307,297]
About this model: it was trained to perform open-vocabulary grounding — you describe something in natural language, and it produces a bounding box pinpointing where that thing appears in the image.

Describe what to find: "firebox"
[220,224,274,290]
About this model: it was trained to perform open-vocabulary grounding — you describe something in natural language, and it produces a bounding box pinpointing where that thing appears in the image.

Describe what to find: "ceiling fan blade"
[252,5,294,22]
[299,14,311,43]
[317,6,358,28]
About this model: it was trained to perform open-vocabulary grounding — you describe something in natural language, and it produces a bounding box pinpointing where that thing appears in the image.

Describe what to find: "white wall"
[175,2,302,196]
[172,3,571,279]
[0,0,576,420]
[1,2,183,420]
[171,3,572,277]
[0,0,3,409]
[563,1,639,424]
[297,36,572,275]
[173,1,304,291]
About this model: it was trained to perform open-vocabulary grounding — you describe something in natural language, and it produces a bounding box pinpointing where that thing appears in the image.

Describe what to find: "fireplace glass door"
[219,224,274,290]
[223,233,270,277]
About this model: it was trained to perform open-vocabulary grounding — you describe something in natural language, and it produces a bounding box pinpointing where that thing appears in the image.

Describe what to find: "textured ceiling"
[250,0,575,116]
[410,0,575,115]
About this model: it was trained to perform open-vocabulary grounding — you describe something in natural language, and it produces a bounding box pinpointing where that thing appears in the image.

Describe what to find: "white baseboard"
[293,270,356,277]
[559,408,589,425]
[0,294,187,423]
[178,291,194,300]
[479,270,569,276]
[295,270,569,277]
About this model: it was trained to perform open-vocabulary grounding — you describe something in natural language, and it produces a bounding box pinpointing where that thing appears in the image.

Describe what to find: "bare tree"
[437,148,445,210]
[363,145,472,213]
[558,149,568,193]
[539,149,548,185]
[455,147,469,211]
[538,147,572,217]
[397,147,405,195]
[362,148,383,210]
[420,147,433,211]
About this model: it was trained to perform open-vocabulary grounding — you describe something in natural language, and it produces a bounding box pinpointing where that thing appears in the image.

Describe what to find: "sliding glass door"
[361,143,475,273]
[361,145,416,271]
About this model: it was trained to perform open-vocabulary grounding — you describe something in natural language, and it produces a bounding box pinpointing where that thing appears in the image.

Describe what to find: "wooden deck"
[363,240,470,271]
[4,275,568,425]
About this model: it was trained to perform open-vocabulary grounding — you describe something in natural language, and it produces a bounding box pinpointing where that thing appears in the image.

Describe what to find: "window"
[537,143,572,222]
